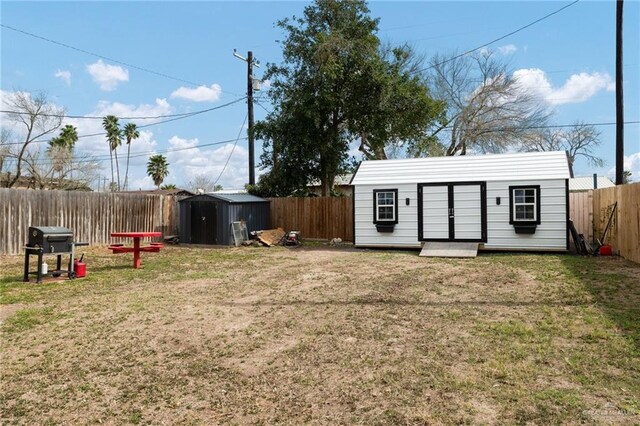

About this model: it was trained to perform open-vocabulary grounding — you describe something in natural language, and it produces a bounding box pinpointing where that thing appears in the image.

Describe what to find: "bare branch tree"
[522,122,604,169]
[2,91,64,187]
[427,51,550,156]
[188,174,222,193]
[0,129,12,179]
[21,146,102,191]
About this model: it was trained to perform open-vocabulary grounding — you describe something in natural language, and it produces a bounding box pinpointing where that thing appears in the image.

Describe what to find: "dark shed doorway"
[190,201,217,244]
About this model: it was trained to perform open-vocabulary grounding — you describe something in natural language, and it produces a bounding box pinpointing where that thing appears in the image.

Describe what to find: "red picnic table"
[109,232,163,269]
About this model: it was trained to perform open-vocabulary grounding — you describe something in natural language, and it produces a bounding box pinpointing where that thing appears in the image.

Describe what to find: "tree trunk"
[7,125,34,188]
[114,148,121,191]
[109,149,114,191]
[124,143,131,190]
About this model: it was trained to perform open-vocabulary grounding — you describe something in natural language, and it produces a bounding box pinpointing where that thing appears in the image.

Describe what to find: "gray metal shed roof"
[205,193,269,203]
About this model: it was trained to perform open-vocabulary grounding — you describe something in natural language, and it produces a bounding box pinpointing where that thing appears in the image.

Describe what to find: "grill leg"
[23,251,30,282]
[36,251,43,283]
[57,255,62,272]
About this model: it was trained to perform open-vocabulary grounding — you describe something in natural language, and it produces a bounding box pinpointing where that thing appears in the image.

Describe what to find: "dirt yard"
[1,245,639,425]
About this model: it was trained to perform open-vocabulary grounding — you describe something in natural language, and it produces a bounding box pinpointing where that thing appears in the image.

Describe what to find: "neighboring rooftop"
[181,193,269,203]
[117,188,194,196]
[569,176,615,191]
[351,151,571,185]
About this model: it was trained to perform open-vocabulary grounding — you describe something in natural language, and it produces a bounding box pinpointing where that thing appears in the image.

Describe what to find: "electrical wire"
[1,97,247,146]
[213,113,249,186]
[4,135,250,166]
[414,0,581,74]
[0,23,242,96]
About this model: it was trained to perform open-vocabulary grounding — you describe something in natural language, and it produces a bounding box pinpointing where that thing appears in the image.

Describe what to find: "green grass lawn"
[1,245,639,425]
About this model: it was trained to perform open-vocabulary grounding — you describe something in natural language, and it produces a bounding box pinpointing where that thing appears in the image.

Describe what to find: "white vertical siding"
[354,179,568,251]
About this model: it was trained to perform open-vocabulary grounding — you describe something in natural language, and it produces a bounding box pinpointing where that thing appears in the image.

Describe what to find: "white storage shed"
[350,151,572,251]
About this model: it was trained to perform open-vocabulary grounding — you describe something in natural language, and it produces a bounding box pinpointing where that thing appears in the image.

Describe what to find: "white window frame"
[375,190,396,222]
[512,187,537,222]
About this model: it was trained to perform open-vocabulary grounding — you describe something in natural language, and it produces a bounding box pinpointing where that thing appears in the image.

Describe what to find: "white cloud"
[170,84,222,102]
[86,60,129,91]
[608,152,640,183]
[497,44,517,55]
[513,68,615,105]
[54,70,71,86]
[165,135,248,189]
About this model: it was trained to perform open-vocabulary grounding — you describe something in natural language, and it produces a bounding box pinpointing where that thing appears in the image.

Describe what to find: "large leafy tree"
[146,154,169,189]
[255,0,441,196]
[122,122,140,191]
[102,115,122,191]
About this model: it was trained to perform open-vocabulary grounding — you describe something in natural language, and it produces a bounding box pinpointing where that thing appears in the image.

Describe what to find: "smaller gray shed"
[179,193,270,245]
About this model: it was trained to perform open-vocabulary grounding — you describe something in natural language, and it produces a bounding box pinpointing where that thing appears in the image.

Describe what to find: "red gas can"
[599,244,613,256]
[74,258,87,278]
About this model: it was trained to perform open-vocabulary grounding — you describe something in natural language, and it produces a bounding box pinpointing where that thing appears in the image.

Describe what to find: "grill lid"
[30,226,73,236]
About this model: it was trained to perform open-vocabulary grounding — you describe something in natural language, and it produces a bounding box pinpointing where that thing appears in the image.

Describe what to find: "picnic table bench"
[109,232,163,269]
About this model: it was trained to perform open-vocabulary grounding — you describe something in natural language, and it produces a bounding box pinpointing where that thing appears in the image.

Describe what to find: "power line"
[0,23,241,96]
[7,135,250,166]
[1,97,246,146]
[214,113,249,186]
[415,0,581,74]
[0,105,235,121]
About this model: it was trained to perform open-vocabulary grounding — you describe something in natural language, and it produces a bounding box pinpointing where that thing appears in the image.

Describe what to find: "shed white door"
[419,182,486,242]
[453,185,483,240]
[422,185,449,239]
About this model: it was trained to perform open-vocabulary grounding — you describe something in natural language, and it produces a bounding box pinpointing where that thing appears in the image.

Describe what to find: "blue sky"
[1,1,639,190]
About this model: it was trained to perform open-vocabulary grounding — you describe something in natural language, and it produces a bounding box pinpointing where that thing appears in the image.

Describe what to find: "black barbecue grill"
[23,226,88,283]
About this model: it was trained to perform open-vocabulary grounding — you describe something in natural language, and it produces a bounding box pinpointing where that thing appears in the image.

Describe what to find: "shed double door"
[190,201,217,244]
[418,182,486,242]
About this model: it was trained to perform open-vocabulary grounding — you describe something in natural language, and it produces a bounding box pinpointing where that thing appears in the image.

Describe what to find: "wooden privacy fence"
[0,189,185,255]
[569,191,594,243]
[269,197,353,242]
[591,182,640,264]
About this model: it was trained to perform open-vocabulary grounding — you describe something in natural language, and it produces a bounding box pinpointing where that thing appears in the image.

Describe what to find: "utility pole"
[615,0,624,185]
[233,49,260,186]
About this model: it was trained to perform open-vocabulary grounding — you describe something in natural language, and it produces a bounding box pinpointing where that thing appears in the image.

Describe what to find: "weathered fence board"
[569,191,593,243]
[268,197,353,242]
[0,189,170,255]
[592,182,640,264]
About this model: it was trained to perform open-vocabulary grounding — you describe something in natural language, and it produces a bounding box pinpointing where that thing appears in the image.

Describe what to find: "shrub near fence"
[269,197,353,242]
[0,189,183,255]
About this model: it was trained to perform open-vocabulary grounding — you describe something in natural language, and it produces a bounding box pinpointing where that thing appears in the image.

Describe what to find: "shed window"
[373,189,398,230]
[513,188,537,221]
[376,192,395,221]
[509,185,541,233]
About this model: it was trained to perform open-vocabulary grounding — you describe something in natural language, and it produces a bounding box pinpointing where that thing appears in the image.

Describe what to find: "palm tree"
[122,122,139,190]
[48,124,78,151]
[102,115,122,190]
[47,124,78,176]
[146,154,169,189]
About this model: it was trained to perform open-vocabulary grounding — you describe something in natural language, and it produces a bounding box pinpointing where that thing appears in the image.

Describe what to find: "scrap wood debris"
[255,228,286,247]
